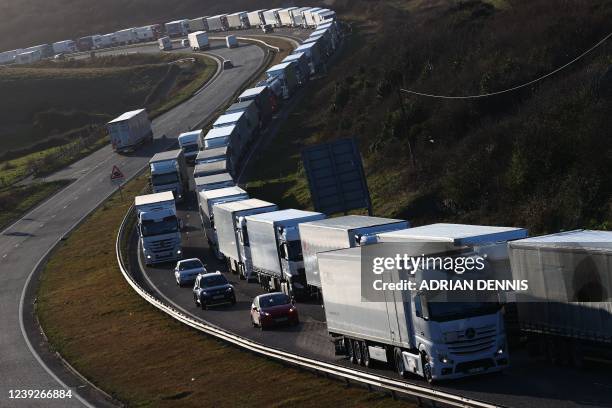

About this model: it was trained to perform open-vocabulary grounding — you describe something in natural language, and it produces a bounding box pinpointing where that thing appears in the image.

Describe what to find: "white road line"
[2,254,7,258]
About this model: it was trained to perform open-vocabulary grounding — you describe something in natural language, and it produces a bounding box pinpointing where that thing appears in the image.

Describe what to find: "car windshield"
[179,260,202,270]
[260,293,290,308]
[141,216,178,237]
[202,274,228,287]
[152,173,178,185]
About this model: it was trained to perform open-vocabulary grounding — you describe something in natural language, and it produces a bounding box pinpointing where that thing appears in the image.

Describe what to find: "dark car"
[251,292,298,330]
[193,272,235,309]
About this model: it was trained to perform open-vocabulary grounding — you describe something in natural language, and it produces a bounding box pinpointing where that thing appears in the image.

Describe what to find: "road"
[132,190,612,408]
[0,38,267,408]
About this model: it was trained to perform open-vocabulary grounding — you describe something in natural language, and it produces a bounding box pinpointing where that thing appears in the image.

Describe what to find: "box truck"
[293,42,323,75]
[213,111,256,146]
[199,186,249,259]
[246,209,326,297]
[263,9,282,27]
[149,149,188,201]
[188,31,209,50]
[214,199,278,280]
[178,130,202,163]
[196,145,229,164]
[158,36,172,51]
[77,36,94,51]
[227,12,249,29]
[226,35,238,48]
[188,17,209,32]
[194,173,234,194]
[278,7,299,26]
[165,20,189,37]
[202,126,243,166]
[291,7,311,27]
[52,40,77,54]
[226,100,261,132]
[135,192,182,265]
[318,245,508,383]
[238,86,276,124]
[508,230,612,365]
[299,215,409,290]
[15,50,41,65]
[107,109,152,153]
[193,160,230,179]
[207,15,229,32]
[266,61,299,99]
[282,53,310,85]
[247,10,266,27]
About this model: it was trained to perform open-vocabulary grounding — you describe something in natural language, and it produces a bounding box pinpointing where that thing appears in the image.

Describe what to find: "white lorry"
[149,150,188,201]
[158,36,172,51]
[135,192,182,265]
[214,199,278,280]
[226,35,238,49]
[107,109,152,153]
[178,129,202,164]
[246,209,326,297]
[188,31,209,51]
[194,173,234,194]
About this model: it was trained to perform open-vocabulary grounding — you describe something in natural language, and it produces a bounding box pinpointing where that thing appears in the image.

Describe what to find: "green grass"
[36,173,416,408]
[0,180,71,230]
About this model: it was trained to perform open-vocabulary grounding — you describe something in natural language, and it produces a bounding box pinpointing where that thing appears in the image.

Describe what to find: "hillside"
[245,0,612,234]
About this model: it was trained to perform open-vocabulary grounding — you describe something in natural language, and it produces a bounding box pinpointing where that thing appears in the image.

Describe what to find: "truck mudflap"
[402,351,424,377]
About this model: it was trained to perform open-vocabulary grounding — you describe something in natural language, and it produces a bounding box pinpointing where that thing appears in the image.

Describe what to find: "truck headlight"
[226,287,233,293]
[177,250,182,255]
[146,255,152,259]
[438,354,452,364]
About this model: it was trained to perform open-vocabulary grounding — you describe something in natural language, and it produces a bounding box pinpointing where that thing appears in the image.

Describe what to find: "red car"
[251,293,299,330]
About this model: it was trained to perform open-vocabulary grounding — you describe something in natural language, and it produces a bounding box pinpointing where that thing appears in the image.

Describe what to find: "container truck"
[158,36,172,51]
[52,40,77,54]
[314,9,337,26]
[196,145,229,164]
[302,8,323,27]
[77,36,94,51]
[100,33,116,48]
[178,130,202,163]
[134,26,156,42]
[299,215,409,290]
[135,192,182,266]
[282,53,310,85]
[508,230,612,365]
[291,7,311,27]
[247,10,266,27]
[202,126,243,166]
[165,20,189,37]
[199,186,249,259]
[15,50,41,65]
[114,29,136,45]
[195,173,234,194]
[294,42,323,75]
[227,12,249,29]
[0,49,21,64]
[266,61,298,99]
[193,160,230,179]
[226,100,261,131]
[107,109,152,153]
[149,149,188,201]
[188,31,209,50]
[317,245,508,383]
[312,27,336,53]
[278,7,299,26]
[226,35,238,48]
[214,199,278,280]
[238,86,276,124]
[213,111,256,146]
[263,9,282,27]
[23,44,53,58]
[207,15,229,32]
[246,209,326,297]
[188,17,209,32]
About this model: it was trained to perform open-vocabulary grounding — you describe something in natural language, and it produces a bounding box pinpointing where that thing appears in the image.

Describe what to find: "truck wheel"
[353,340,363,366]
[194,296,199,307]
[361,341,371,368]
[201,300,208,310]
[423,362,434,384]
[394,348,408,379]
[346,339,356,364]
[570,340,584,368]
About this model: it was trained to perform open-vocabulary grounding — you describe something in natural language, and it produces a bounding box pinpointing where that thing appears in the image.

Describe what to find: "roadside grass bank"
[36,173,415,407]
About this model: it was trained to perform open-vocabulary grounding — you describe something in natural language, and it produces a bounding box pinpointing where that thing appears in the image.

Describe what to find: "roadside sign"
[110,165,125,181]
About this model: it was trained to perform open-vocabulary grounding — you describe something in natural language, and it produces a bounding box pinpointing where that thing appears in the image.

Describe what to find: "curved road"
[0,39,266,407]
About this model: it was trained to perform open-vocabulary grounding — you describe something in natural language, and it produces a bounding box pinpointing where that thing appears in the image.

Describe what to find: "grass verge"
[36,174,415,407]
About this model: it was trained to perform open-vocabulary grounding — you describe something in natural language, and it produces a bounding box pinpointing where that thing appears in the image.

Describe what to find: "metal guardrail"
[115,205,501,408]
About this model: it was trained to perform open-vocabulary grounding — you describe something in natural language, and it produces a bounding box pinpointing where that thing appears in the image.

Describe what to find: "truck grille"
[150,239,175,252]
[445,325,496,355]
[455,358,495,374]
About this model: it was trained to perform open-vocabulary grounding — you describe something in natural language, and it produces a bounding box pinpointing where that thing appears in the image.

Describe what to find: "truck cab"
[135,192,182,265]
[178,130,202,164]
[149,150,188,201]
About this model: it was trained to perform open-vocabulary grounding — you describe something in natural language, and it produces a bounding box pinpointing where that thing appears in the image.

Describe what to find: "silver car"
[174,258,206,287]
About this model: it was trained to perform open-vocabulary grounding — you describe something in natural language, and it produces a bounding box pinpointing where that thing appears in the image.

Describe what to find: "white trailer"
[193,160,230,179]
[299,215,409,290]
[135,192,182,265]
[214,199,278,279]
[189,17,209,32]
[15,50,41,65]
[314,9,337,26]
[188,31,209,50]
[114,29,136,45]
[207,15,229,32]
[134,26,156,42]
[0,49,21,64]
[291,7,311,27]
[202,125,243,166]
[263,9,282,27]
[278,7,299,26]
[52,40,77,54]
[226,35,238,48]
[158,36,172,51]
[282,53,310,85]
[302,7,323,27]
[107,109,152,153]
[165,20,189,37]
[266,61,299,99]
[508,230,612,364]
[294,41,323,75]
[100,33,116,48]
[178,129,202,163]
[247,10,266,27]
[213,111,256,148]
[194,173,234,194]
[196,146,229,164]
[246,209,326,297]
[227,11,249,29]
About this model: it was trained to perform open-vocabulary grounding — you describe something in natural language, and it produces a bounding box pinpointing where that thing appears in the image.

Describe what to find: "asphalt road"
[0,39,267,408]
[133,190,612,408]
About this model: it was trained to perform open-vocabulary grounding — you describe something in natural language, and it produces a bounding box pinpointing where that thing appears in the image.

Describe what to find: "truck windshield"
[281,240,303,261]
[425,289,500,322]
[182,144,199,153]
[141,216,179,237]
[152,173,178,185]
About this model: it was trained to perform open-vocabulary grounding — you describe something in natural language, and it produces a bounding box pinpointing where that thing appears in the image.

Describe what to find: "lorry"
[314,9,337,26]
[226,100,261,129]
[246,209,326,297]
[293,42,323,75]
[135,192,182,265]
[282,53,310,85]
[302,8,323,27]
[133,26,156,42]
[226,35,238,49]
[238,86,276,125]
[317,244,508,383]
[188,17,209,32]
[213,111,256,146]
[149,149,188,201]
[196,145,229,164]
[77,36,94,51]
[299,215,409,291]
[227,12,249,29]
[508,230,612,366]
[290,7,311,27]
[263,9,282,27]
[266,61,299,99]
[165,20,189,37]
[188,31,209,50]
[202,126,243,167]
[278,7,299,26]
[114,29,136,45]
[194,173,234,194]
[178,129,202,163]
[158,36,172,51]
[199,186,249,258]
[23,44,54,58]
[193,160,230,179]
[15,50,41,65]
[52,40,77,54]
[214,199,278,280]
[247,10,266,27]
[207,15,229,32]
[107,109,153,153]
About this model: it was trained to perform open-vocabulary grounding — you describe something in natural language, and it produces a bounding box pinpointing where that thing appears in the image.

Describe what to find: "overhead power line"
[400,31,612,100]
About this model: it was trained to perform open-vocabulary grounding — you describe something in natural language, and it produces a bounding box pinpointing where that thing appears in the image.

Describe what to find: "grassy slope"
[36,173,414,408]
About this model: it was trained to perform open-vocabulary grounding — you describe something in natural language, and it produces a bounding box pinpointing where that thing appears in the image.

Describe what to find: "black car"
[193,272,236,309]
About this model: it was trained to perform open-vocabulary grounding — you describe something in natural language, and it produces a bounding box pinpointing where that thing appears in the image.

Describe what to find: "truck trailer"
[263,9,282,27]
[188,17,209,32]
[165,20,189,37]
[107,109,152,153]
[238,86,276,125]
[178,130,202,163]
[266,61,299,99]
[52,40,77,54]
[194,173,234,194]
[282,53,310,85]
[158,36,172,51]
[15,50,41,65]
[226,35,238,48]
[278,7,299,26]
[213,111,256,147]
[188,31,209,50]
[226,100,261,131]
[135,192,182,265]
[291,7,311,27]
[293,42,323,75]
[214,199,278,280]
[247,10,266,27]
[193,160,230,179]
[318,245,508,382]
[246,209,326,297]
[227,12,249,29]
[207,15,229,32]
[508,230,612,365]
[202,126,243,167]
[196,145,229,164]
[299,215,409,290]
[149,149,188,201]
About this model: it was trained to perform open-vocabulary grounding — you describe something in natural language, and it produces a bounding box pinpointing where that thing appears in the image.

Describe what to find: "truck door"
[383,269,402,344]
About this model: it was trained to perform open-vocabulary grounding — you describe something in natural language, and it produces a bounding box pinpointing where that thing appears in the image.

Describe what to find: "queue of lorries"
[102,9,612,385]
[0,6,336,65]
